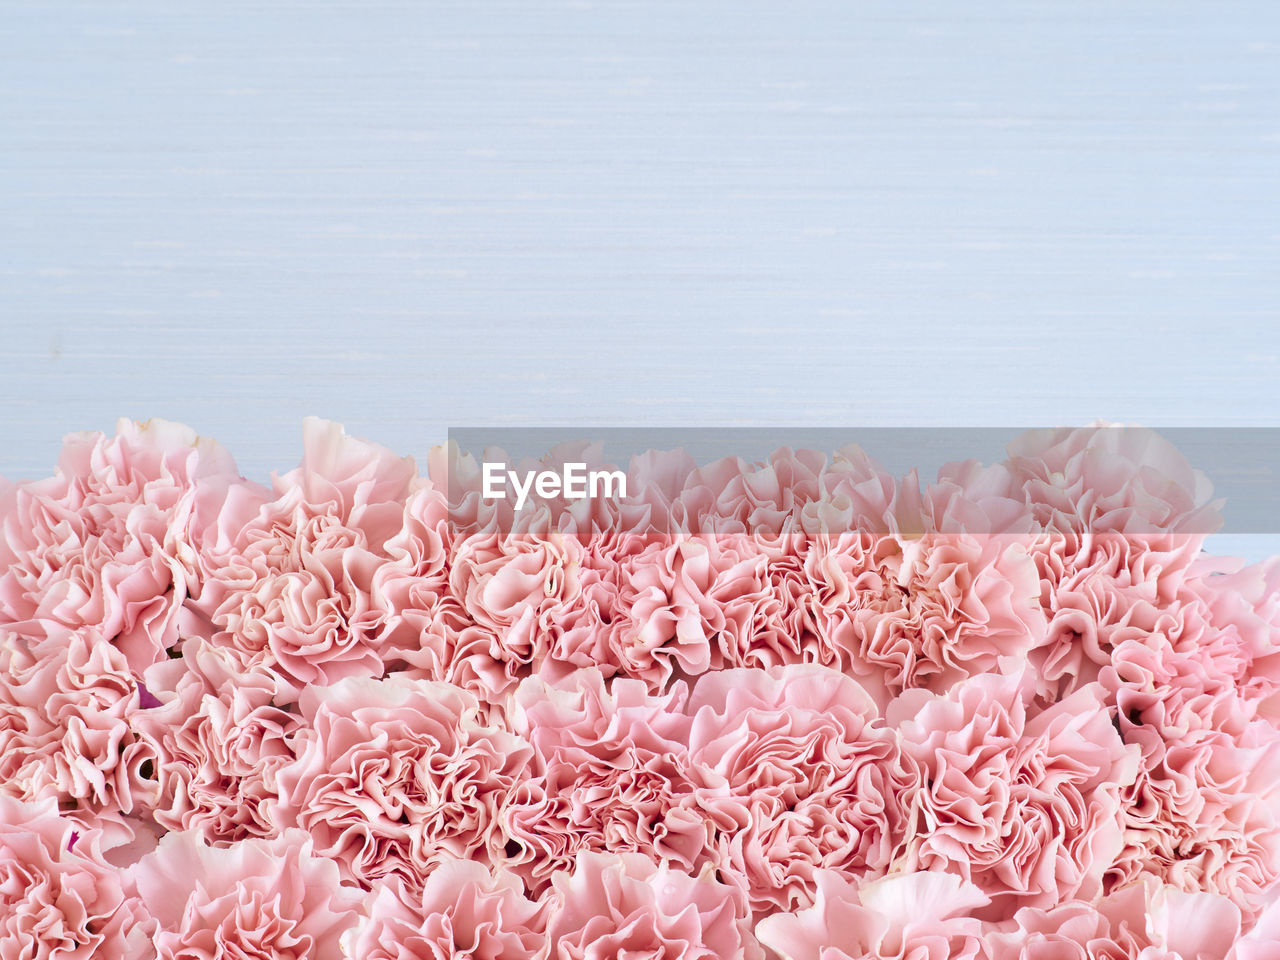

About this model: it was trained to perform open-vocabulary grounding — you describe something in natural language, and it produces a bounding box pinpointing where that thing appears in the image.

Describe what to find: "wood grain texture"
[1,1,1277,513]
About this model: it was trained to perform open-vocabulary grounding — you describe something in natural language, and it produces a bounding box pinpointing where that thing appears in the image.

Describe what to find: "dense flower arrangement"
[1,417,1278,959]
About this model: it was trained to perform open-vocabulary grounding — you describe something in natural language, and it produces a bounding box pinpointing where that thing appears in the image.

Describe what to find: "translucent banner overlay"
[442,427,1280,537]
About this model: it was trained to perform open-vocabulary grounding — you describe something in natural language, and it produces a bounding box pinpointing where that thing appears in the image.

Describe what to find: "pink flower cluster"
[1,418,1278,959]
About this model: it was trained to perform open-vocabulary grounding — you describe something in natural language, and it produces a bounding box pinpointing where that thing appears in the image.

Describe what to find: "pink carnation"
[190,418,416,701]
[537,535,768,691]
[0,794,151,959]
[895,671,1138,920]
[1234,895,1280,959]
[1185,557,1280,720]
[446,530,585,694]
[607,536,732,689]
[675,447,826,537]
[131,828,361,960]
[687,664,914,915]
[133,637,299,843]
[1105,702,1280,921]
[754,869,988,960]
[0,418,242,673]
[986,880,1243,960]
[813,531,1045,706]
[544,851,760,960]
[503,668,712,895]
[275,674,531,892]
[1002,424,1221,537]
[1028,532,1213,701]
[998,425,1222,701]
[0,624,157,846]
[345,859,546,960]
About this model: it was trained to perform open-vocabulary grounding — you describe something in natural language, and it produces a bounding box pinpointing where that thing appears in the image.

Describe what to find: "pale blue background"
[2,1,1278,553]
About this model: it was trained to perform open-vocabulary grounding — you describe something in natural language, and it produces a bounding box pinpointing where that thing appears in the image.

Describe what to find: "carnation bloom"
[998,425,1222,701]
[985,879,1243,960]
[130,828,361,960]
[810,531,1045,706]
[687,664,914,915]
[446,529,585,694]
[544,851,760,960]
[674,447,826,538]
[133,637,299,843]
[755,869,988,960]
[0,624,157,846]
[503,668,712,896]
[895,671,1138,920]
[191,417,416,701]
[344,858,546,960]
[1234,893,1280,959]
[1002,424,1221,537]
[0,418,243,673]
[275,674,531,893]
[1104,698,1280,921]
[607,536,733,689]
[1185,557,1280,720]
[0,795,151,960]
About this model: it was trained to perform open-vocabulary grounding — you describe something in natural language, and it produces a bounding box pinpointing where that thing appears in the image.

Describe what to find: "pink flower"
[895,671,1138,920]
[996,425,1223,702]
[607,537,728,689]
[446,530,585,694]
[191,418,417,701]
[544,851,760,960]
[1186,557,1280,720]
[687,665,914,915]
[372,480,456,667]
[1234,894,1280,960]
[1028,532,1211,701]
[986,880,1242,960]
[0,418,243,673]
[754,869,988,960]
[344,859,547,960]
[1002,424,1221,536]
[130,828,361,960]
[1104,702,1280,922]
[0,794,151,959]
[676,448,827,537]
[503,668,713,896]
[275,674,531,893]
[540,532,761,690]
[0,624,157,846]
[133,636,299,843]
[814,531,1045,706]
